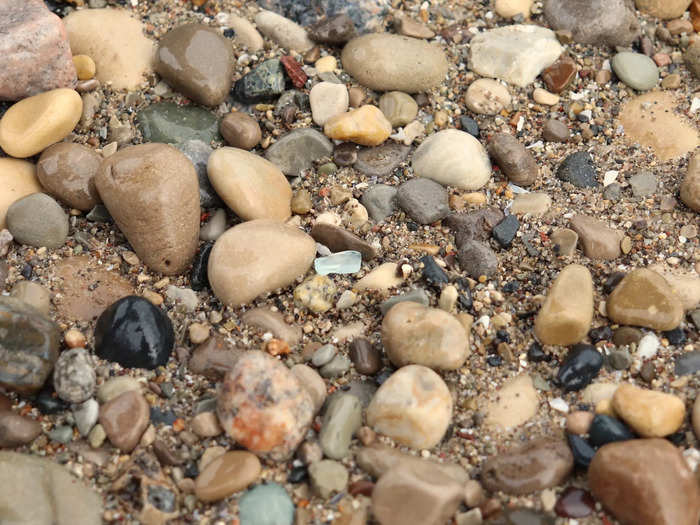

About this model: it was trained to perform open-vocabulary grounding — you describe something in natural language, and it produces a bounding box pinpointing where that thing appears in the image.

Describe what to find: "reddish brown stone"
[555,487,594,518]
[99,390,150,453]
[0,0,77,101]
[0,412,41,447]
[280,55,307,89]
[541,56,577,93]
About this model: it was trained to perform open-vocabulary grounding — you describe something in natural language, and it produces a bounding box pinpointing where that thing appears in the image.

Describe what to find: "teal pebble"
[239,483,294,525]
[137,102,220,144]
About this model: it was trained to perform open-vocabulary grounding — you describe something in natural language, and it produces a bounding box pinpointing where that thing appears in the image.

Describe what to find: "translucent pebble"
[314,250,362,275]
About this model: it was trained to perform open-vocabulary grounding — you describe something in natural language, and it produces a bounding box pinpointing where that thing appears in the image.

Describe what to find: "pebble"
[199,209,226,242]
[357,443,469,483]
[310,82,349,126]
[0,88,82,158]
[541,56,576,93]
[637,332,660,359]
[233,59,286,103]
[139,104,219,146]
[194,451,261,502]
[413,130,491,190]
[308,460,348,498]
[238,483,294,525]
[511,193,551,216]
[217,351,314,461]
[677,350,700,376]
[612,383,685,437]
[63,8,155,90]
[308,13,356,44]
[0,158,41,230]
[355,142,410,177]
[0,451,102,525]
[588,414,635,447]
[73,398,99,437]
[533,88,560,106]
[493,214,519,246]
[481,438,573,494]
[0,411,41,447]
[488,133,538,186]
[397,178,450,225]
[255,10,314,52]
[372,461,463,525]
[219,112,262,150]
[361,184,397,221]
[379,91,418,127]
[457,240,499,278]
[96,143,200,274]
[542,120,570,143]
[97,376,141,404]
[227,15,264,51]
[685,41,700,79]
[611,52,659,91]
[341,33,448,93]
[382,302,469,370]
[495,0,533,18]
[484,374,539,429]
[6,193,68,249]
[366,365,452,449]
[469,25,562,87]
[290,364,326,414]
[0,0,77,100]
[355,262,405,291]
[543,0,640,47]
[189,335,242,380]
[554,487,594,519]
[324,105,392,146]
[294,275,336,313]
[191,411,223,438]
[556,151,598,187]
[569,214,622,260]
[155,24,233,107]
[319,353,352,378]
[52,347,95,404]
[242,308,301,347]
[37,143,101,211]
[534,264,593,345]
[394,13,435,38]
[635,0,692,19]
[464,79,512,115]
[311,223,376,260]
[349,338,382,375]
[208,147,291,221]
[94,296,174,369]
[380,288,431,315]
[681,152,700,212]
[556,344,603,392]
[291,189,312,214]
[606,268,683,330]
[10,281,50,317]
[0,297,59,393]
[314,250,361,275]
[694,395,700,440]
[265,128,334,176]
[99,389,149,452]
[589,439,700,525]
[566,410,594,435]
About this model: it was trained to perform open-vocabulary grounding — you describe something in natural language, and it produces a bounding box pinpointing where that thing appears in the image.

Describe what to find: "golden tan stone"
[0,89,82,158]
[324,105,392,146]
[194,451,261,502]
[681,151,700,212]
[355,263,405,291]
[0,159,41,229]
[612,384,685,437]
[72,55,96,80]
[484,374,539,430]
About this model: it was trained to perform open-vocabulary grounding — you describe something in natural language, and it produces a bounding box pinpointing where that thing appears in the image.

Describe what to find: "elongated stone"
[195,451,261,502]
[320,393,362,460]
[612,384,685,438]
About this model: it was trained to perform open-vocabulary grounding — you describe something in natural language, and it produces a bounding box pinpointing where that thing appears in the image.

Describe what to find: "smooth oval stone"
[290,364,326,414]
[0,158,41,230]
[207,147,292,221]
[589,439,700,525]
[95,143,200,275]
[97,376,141,404]
[481,438,574,494]
[320,393,362,460]
[220,112,262,150]
[52,347,95,404]
[566,433,595,468]
[195,451,261,502]
[208,220,316,306]
[189,335,242,380]
[511,192,552,216]
[342,33,447,93]
[543,119,570,142]
[464,78,512,115]
[366,365,452,449]
[355,262,405,291]
[382,302,469,370]
[534,264,593,346]
[606,268,684,330]
[0,412,41,447]
[0,88,82,158]
[36,143,101,211]
[588,414,635,447]
[217,351,314,461]
[488,133,538,186]
[681,152,700,212]
[98,389,149,452]
[9,281,50,317]
[397,178,450,225]
[324,105,392,146]
[349,337,382,375]
[137,102,219,144]
[361,184,397,221]
[484,374,538,430]
[412,129,491,190]
[94,295,174,369]
[612,383,685,438]
[378,91,418,127]
[310,82,349,126]
[6,193,68,249]
[308,13,356,44]
[569,214,622,260]
[308,460,348,498]
[255,10,314,52]
[264,128,333,176]
[155,24,234,107]
[611,52,659,91]
[239,483,294,525]
[556,344,603,392]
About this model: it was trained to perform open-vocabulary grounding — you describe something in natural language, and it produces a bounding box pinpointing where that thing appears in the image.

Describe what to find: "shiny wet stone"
[556,344,603,392]
[191,243,213,291]
[588,414,635,447]
[233,59,286,104]
[567,433,595,468]
[137,102,220,144]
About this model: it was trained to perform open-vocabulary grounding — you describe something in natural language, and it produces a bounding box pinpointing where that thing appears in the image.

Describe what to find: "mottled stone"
[308,14,356,44]
[464,78,512,115]
[354,143,410,178]
[189,335,242,380]
[233,59,286,103]
[52,348,95,404]
[457,240,499,278]
[557,152,598,187]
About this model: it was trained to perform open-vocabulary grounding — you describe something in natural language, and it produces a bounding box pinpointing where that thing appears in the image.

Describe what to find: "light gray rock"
[397,178,450,224]
[265,128,334,176]
[361,184,397,222]
[6,193,68,249]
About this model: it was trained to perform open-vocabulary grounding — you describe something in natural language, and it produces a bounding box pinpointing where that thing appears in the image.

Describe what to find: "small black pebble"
[374,369,394,386]
[21,264,32,279]
[556,344,604,392]
[223,28,235,38]
[663,327,686,346]
[287,466,308,483]
[191,242,213,291]
[503,281,520,293]
[588,414,635,447]
[567,434,596,468]
[459,116,480,138]
[34,388,68,415]
[496,329,510,344]
[589,325,613,343]
[406,222,418,231]
[527,342,548,363]
[420,255,449,286]
[183,461,199,479]
[486,355,502,367]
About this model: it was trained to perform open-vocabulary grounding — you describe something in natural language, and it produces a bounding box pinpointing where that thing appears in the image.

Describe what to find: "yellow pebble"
[323,105,392,146]
[314,55,337,73]
[72,54,96,80]
[595,399,616,417]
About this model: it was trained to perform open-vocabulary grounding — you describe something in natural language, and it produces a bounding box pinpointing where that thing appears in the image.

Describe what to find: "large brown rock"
[95,143,200,275]
[589,439,700,525]
[0,0,77,101]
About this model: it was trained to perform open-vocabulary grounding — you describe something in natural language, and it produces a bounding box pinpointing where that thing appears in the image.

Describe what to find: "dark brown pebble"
[310,223,377,261]
[308,14,356,45]
[333,142,358,166]
[541,55,577,93]
[0,393,11,412]
[0,412,41,447]
[349,337,382,376]
[348,479,374,496]
[220,112,262,150]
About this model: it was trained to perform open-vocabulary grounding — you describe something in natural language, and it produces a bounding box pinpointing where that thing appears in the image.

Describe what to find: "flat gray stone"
[354,142,410,177]
[265,128,333,176]
[397,178,449,224]
[612,52,658,91]
[6,193,68,249]
[629,171,657,198]
[361,184,397,222]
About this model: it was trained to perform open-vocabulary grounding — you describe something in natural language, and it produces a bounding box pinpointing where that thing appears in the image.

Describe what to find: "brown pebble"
[348,87,365,108]
[543,119,570,142]
[541,55,577,93]
[0,394,12,413]
[64,328,87,348]
[37,143,102,211]
[349,337,382,375]
[0,412,41,447]
[194,451,261,502]
[566,410,594,435]
[191,412,223,438]
[349,480,375,497]
[333,142,358,166]
[219,112,262,150]
[189,335,242,380]
[98,390,150,453]
[488,133,538,186]
[310,223,377,261]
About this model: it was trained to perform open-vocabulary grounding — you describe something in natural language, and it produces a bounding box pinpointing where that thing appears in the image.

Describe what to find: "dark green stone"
[137,102,220,144]
[233,59,286,103]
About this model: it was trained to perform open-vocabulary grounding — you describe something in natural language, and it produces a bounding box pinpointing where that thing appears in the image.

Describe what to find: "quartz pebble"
[99,390,149,452]
[310,82,349,126]
[194,451,261,502]
[6,193,69,249]
[367,365,452,449]
[37,143,101,211]
[324,105,392,146]
[488,133,538,186]
[612,383,685,437]
[533,88,560,106]
[464,79,512,115]
[219,112,262,150]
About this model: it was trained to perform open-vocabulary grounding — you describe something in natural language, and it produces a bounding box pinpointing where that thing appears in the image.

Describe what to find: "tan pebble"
[265,338,291,356]
[379,91,419,128]
[661,73,682,89]
[291,189,312,215]
[219,113,261,150]
[195,451,261,502]
[569,214,622,260]
[681,151,700,213]
[37,143,102,211]
[348,87,365,108]
[465,79,511,115]
[188,323,210,344]
[315,55,337,72]
[0,89,82,158]
[191,412,223,438]
[511,192,551,216]
[64,328,87,348]
[532,87,560,105]
[464,479,486,508]
[438,285,459,312]
[72,55,96,80]
[595,399,616,417]
[10,281,50,316]
[355,262,405,291]
[357,426,376,446]
[495,0,533,18]
[550,228,578,257]
[612,383,685,437]
[142,290,163,306]
[290,364,326,415]
[484,374,538,430]
[693,395,700,441]
[343,198,369,228]
[324,105,392,146]
[566,411,594,435]
[98,390,149,452]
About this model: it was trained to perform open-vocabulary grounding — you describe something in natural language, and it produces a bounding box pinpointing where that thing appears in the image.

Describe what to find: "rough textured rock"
[264,128,333,176]
[98,390,150,452]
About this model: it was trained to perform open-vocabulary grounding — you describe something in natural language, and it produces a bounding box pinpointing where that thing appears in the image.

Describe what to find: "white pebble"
[636,333,659,360]
[549,397,569,413]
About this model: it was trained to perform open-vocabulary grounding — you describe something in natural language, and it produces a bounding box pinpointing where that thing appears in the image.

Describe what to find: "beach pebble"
[241,308,301,347]
[397,178,450,225]
[294,275,336,313]
[355,142,410,177]
[488,133,538,186]
[238,483,294,525]
[9,281,50,316]
[557,344,604,392]
[355,262,405,291]
[495,0,533,18]
[37,143,101,211]
[138,103,219,145]
[99,390,149,452]
[0,412,41,448]
[195,451,261,502]
[208,220,315,306]
[611,52,659,91]
[533,87,560,106]
[6,193,68,249]
[217,351,314,461]
[457,240,499,278]
[361,184,397,222]
[320,393,362,459]
[52,348,95,404]
[511,193,551,216]
[612,383,685,437]
[341,33,448,93]
[265,128,333,176]
[308,13,356,44]
[290,364,326,414]
[308,460,348,499]
[227,15,264,51]
[0,159,41,230]
[367,365,452,449]
[635,0,692,19]
[233,59,286,103]
[464,79,511,115]
[378,91,418,127]
[255,10,313,52]
[219,112,261,151]
[189,335,242,380]
[484,374,539,429]
[681,152,700,212]
[557,151,598,187]
[543,119,570,142]
[310,82,349,126]
[324,105,392,146]
[569,214,622,260]
[541,55,576,93]
[310,223,377,260]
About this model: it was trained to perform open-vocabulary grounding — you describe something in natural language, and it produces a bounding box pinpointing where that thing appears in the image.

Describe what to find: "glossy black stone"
[527,342,549,363]
[492,214,519,248]
[588,414,635,447]
[663,327,686,346]
[556,344,603,392]
[20,263,32,279]
[191,242,213,291]
[588,325,613,343]
[287,466,308,483]
[34,387,68,415]
[603,272,625,294]
[567,433,595,468]
[94,296,174,369]
[420,255,449,285]
[459,116,480,138]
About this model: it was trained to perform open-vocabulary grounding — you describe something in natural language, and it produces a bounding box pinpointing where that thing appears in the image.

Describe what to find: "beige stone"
[464,78,512,115]
[98,390,149,452]
[291,364,327,414]
[534,264,593,346]
[63,8,155,91]
[324,105,392,146]
[581,383,619,406]
[37,142,102,211]
[194,451,261,502]
[96,143,200,275]
[569,214,622,260]
[379,91,419,127]
[227,15,264,52]
[355,263,404,291]
[310,82,349,126]
[681,151,700,212]
[566,411,594,435]
[532,87,560,105]
[484,374,539,430]
[550,228,578,257]
[73,55,96,80]
[208,220,316,306]
[612,384,685,438]
[207,147,292,221]
[0,88,82,158]
[0,159,41,229]
[10,281,51,316]
[635,0,692,19]
[255,10,314,52]
[648,265,700,311]
[241,307,302,346]
[511,192,551,216]
[495,0,533,18]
